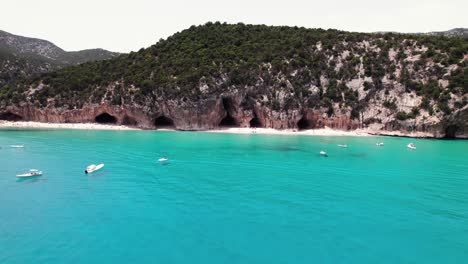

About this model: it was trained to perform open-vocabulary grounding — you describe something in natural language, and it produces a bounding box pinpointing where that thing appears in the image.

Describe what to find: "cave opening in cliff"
[219,97,239,127]
[249,117,262,128]
[219,115,238,127]
[444,125,459,139]
[154,116,174,128]
[0,112,23,121]
[122,115,138,126]
[297,117,311,130]
[95,113,117,124]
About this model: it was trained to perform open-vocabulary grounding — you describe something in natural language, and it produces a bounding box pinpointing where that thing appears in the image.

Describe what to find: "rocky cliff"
[0,23,466,138]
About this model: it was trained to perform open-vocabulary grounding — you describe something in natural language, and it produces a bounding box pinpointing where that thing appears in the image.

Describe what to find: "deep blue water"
[0,129,467,263]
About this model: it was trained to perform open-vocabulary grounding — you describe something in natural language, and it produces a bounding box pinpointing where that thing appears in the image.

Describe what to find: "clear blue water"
[0,129,467,263]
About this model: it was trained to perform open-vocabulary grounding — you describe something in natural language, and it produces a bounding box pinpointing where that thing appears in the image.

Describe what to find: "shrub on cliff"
[383,99,397,110]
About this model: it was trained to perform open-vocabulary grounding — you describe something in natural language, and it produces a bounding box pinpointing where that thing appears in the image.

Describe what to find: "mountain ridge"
[373,28,468,38]
[422,28,468,38]
[0,30,120,86]
[0,29,120,62]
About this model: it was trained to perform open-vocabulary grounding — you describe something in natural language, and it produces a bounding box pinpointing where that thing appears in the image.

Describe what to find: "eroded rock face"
[442,106,468,138]
[0,104,154,128]
[1,97,466,138]
[370,106,468,138]
[159,98,225,130]
[300,110,360,130]
[0,111,23,121]
[218,96,360,131]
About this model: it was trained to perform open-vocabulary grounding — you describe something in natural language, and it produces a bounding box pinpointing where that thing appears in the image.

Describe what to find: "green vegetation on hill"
[1,22,467,119]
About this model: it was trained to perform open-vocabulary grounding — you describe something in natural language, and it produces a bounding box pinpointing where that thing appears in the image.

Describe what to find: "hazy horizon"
[2,0,467,53]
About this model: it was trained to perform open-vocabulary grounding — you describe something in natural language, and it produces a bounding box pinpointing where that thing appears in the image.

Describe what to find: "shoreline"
[0,121,138,131]
[0,121,371,136]
[0,121,456,139]
[207,127,372,137]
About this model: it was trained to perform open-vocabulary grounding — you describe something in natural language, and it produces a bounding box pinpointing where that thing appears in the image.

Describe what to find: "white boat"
[10,145,24,148]
[320,151,328,157]
[85,163,104,174]
[157,157,169,162]
[376,142,384,146]
[16,169,42,178]
[407,143,416,150]
[338,144,348,148]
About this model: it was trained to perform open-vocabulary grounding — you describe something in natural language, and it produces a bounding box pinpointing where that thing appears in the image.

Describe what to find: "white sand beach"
[0,121,373,136]
[2,121,441,138]
[208,127,372,137]
[0,121,138,130]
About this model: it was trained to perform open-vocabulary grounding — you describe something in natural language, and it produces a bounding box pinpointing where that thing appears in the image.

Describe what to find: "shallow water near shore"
[0,129,467,263]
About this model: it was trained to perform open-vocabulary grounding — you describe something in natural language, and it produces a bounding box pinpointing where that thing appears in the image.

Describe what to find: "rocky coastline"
[1,25,466,139]
[1,100,466,138]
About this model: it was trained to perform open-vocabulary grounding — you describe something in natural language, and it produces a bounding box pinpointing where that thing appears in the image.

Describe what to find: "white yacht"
[17,169,42,178]
[407,143,416,150]
[85,164,104,174]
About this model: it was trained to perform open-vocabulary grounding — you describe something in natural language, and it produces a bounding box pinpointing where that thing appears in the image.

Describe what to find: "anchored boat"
[157,157,169,162]
[85,164,104,174]
[407,143,416,150]
[16,169,42,178]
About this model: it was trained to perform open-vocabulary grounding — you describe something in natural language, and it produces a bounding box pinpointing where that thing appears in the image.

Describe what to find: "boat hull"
[85,164,104,174]
[16,173,42,178]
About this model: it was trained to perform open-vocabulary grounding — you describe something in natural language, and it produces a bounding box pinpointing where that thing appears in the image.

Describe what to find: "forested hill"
[1,23,467,137]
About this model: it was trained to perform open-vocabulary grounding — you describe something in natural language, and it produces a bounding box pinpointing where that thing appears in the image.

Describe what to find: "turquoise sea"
[0,129,467,263]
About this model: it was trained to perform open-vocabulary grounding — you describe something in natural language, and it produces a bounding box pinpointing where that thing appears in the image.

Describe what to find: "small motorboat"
[338,144,348,148]
[320,151,328,157]
[376,142,384,146]
[407,143,416,150]
[16,169,42,178]
[157,157,169,162]
[10,145,24,148]
[85,163,104,174]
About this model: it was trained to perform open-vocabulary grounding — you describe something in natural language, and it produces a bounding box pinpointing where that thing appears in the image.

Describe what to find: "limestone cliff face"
[442,106,468,138]
[219,95,359,130]
[0,104,153,128]
[2,97,465,138]
[0,99,226,130]
[0,98,358,130]
[0,78,465,137]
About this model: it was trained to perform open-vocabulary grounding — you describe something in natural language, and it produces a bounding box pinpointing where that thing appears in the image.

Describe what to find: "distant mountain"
[374,28,468,38]
[61,48,121,65]
[422,28,468,38]
[0,30,120,86]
